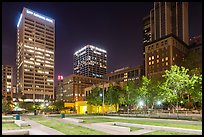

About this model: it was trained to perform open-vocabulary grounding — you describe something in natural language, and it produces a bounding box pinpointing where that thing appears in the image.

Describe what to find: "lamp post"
[103,88,104,116]
[126,86,129,115]
[174,89,179,119]
[157,101,161,116]
[99,91,104,116]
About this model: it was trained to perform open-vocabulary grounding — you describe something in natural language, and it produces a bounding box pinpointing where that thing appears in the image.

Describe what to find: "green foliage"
[53,100,65,111]
[122,81,138,105]
[181,50,202,75]
[187,74,202,109]
[105,83,121,105]
[86,65,202,111]
[2,97,12,114]
[136,76,164,109]
[162,65,202,109]
[87,87,103,106]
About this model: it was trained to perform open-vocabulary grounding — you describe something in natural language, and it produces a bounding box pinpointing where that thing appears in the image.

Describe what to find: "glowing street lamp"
[157,101,162,107]
[138,100,144,107]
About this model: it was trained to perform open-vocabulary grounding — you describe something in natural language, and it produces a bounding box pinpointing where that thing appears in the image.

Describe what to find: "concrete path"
[18,115,64,135]
[25,119,65,135]
[101,116,202,125]
[113,122,202,135]
[50,116,202,135]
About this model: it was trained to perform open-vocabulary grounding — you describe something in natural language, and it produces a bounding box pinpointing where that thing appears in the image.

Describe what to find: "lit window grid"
[17,8,55,102]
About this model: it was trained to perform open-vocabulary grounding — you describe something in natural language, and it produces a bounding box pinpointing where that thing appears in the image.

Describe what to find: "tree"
[86,87,103,113]
[105,83,122,112]
[161,65,190,112]
[136,76,163,110]
[53,100,65,111]
[180,51,202,75]
[2,97,12,114]
[187,74,202,110]
[122,81,139,112]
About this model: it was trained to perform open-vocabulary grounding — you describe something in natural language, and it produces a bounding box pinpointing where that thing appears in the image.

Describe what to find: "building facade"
[73,45,107,79]
[2,65,13,99]
[143,2,190,78]
[143,15,151,45]
[16,7,55,102]
[105,65,144,83]
[56,74,108,102]
[145,34,188,78]
[148,2,189,45]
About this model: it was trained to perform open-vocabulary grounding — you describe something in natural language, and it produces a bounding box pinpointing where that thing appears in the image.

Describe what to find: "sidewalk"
[21,116,65,135]
[101,115,202,125]
[49,116,202,135]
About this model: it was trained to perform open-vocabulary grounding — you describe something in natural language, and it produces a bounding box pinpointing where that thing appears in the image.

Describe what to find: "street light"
[126,86,129,115]
[157,101,162,116]
[138,100,144,108]
[99,90,104,116]
[174,89,179,119]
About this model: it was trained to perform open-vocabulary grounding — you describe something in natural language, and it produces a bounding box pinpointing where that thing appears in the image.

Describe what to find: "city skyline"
[2,2,202,85]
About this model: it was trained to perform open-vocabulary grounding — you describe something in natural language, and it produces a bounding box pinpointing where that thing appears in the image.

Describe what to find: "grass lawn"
[143,130,194,135]
[2,117,15,120]
[27,115,109,135]
[2,123,30,130]
[81,117,202,130]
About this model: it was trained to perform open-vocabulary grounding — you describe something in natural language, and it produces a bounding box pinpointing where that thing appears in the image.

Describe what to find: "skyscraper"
[143,2,189,78]
[73,45,107,79]
[16,7,55,102]
[144,2,189,45]
[2,65,13,99]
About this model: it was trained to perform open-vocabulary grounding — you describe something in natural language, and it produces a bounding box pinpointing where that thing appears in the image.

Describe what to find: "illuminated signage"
[26,9,53,23]
[74,45,107,55]
[58,75,63,80]
[17,14,23,27]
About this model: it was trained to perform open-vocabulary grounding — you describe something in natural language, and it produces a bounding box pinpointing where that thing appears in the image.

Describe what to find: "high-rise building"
[73,45,107,79]
[144,2,189,45]
[143,15,151,45]
[16,7,55,102]
[143,2,189,78]
[2,65,13,99]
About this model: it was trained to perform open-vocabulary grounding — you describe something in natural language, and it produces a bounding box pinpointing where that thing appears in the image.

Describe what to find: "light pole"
[174,89,179,119]
[99,89,104,116]
[126,86,129,115]
[157,101,161,115]
[103,88,104,116]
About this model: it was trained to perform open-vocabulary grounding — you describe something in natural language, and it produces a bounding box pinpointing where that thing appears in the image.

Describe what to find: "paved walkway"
[101,116,202,125]
[49,116,202,135]
[19,116,64,135]
[4,114,201,135]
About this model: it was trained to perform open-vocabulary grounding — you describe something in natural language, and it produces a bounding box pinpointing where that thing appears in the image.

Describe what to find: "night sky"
[2,2,202,85]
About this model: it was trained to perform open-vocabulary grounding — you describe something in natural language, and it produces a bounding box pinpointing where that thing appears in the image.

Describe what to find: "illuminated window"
[157,55,159,58]
[149,57,151,60]
[166,62,168,66]
[173,57,175,61]
[157,59,159,63]
[152,61,154,64]
[165,57,168,61]
[152,56,154,60]
[149,62,151,65]
[162,58,164,62]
